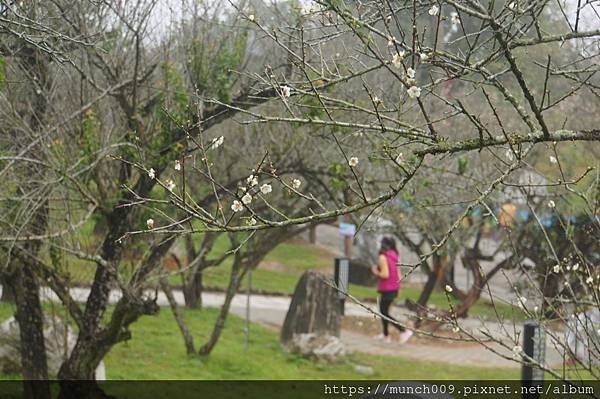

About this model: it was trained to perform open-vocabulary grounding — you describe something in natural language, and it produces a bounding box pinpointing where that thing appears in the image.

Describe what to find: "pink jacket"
[377,250,400,292]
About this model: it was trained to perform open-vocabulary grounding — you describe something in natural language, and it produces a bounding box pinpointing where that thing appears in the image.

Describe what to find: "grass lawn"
[0,301,518,380]
[1,302,596,382]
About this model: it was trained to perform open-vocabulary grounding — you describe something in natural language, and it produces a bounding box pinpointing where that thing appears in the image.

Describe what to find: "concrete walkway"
[32,287,566,370]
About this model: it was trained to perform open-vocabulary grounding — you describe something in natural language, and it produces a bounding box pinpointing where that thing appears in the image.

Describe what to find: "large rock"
[280,271,341,345]
[0,315,105,380]
[288,333,347,362]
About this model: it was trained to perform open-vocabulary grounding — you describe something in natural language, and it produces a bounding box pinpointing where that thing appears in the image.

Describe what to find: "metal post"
[522,321,545,398]
[334,257,349,315]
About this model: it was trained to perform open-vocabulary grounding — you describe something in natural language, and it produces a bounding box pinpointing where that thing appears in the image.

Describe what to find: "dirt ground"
[341,316,482,348]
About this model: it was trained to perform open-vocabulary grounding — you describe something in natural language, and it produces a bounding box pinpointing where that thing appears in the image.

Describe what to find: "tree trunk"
[183,236,202,308]
[11,265,51,399]
[540,272,560,319]
[198,259,243,356]
[183,272,203,309]
[161,276,195,354]
[308,225,317,244]
[432,254,449,292]
[408,254,448,327]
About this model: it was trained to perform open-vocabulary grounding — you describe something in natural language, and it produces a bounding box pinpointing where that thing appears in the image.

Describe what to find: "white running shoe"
[398,330,413,344]
[373,334,392,343]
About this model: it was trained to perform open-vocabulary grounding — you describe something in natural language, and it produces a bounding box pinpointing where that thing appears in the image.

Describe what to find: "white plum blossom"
[248,14,255,21]
[242,193,253,205]
[248,217,257,226]
[512,345,522,357]
[395,152,404,163]
[452,326,460,333]
[387,36,395,46]
[260,183,272,195]
[166,179,176,191]
[247,174,258,187]
[392,51,405,68]
[348,157,359,167]
[231,200,243,212]
[572,263,579,271]
[508,2,515,9]
[586,276,594,284]
[174,160,181,171]
[146,218,154,229]
[406,78,417,87]
[281,86,291,98]
[420,53,430,62]
[406,67,416,78]
[407,86,421,99]
[450,12,460,24]
[549,155,557,164]
[210,136,224,150]
[445,285,453,293]
[148,168,156,179]
[428,5,439,16]
[553,264,561,273]
[548,200,556,208]
[292,178,302,190]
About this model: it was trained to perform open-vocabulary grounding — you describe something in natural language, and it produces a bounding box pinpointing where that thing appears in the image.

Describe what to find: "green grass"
[2,302,596,382]
[105,306,520,380]
[0,301,519,380]
[263,242,331,271]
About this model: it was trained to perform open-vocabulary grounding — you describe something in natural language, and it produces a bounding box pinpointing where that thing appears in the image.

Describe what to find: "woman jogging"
[371,236,413,344]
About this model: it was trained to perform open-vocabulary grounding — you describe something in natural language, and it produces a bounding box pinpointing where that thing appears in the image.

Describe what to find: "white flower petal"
[242,193,253,205]
[231,200,243,212]
[260,184,272,195]
[407,86,421,98]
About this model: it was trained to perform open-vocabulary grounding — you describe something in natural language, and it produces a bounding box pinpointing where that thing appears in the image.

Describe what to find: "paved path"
[30,287,566,369]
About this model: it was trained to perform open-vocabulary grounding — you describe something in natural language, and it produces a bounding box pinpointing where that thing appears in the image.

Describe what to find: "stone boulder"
[0,316,105,380]
[280,271,341,345]
[288,333,347,362]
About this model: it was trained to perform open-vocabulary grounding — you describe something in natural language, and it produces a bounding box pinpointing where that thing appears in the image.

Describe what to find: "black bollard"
[521,321,545,399]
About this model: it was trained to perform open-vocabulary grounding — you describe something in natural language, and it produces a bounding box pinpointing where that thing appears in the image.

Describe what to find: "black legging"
[379,290,405,336]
